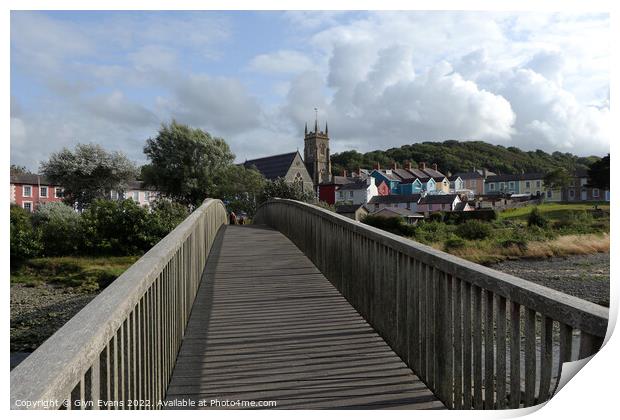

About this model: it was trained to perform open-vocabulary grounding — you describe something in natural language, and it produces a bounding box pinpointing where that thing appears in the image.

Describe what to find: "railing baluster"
[524,309,537,406]
[484,289,495,409]
[538,316,553,403]
[453,277,463,409]
[463,281,472,409]
[472,285,483,409]
[496,296,507,409]
[510,302,521,408]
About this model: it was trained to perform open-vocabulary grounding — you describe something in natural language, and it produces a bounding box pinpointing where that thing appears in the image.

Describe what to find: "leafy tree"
[216,165,266,216]
[544,167,571,189]
[527,207,548,228]
[32,202,82,256]
[10,164,31,176]
[148,199,190,239]
[260,178,315,203]
[10,205,42,263]
[40,143,138,210]
[588,154,610,190]
[81,199,154,255]
[143,121,235,206]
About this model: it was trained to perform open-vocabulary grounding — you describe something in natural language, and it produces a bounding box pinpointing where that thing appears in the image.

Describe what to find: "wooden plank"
[509,302,521,409]
[496,296,507,409]
[484,290,494,409]
[472,285,483,409]
[524,309,536,407]
[538,316,553,403]
[164,225,444,410]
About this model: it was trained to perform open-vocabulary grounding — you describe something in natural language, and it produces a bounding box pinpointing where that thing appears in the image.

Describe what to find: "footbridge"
[11,199,608,410]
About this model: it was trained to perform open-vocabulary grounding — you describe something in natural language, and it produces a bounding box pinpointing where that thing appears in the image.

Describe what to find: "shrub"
[499,236,528,252]
[147,199,190,239]
[455,220,493,240]
[446,209,498,224]
[527,207,548,228]
[361,214,416,237]
[412,221,453,244]
[32,202,83,256]
[81,199,154,255]
[10,205,42,264]
[444,235,466,251]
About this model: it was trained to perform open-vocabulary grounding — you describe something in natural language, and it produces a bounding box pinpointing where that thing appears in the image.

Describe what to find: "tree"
[543,167,571,189]
[10,164,31,176]
[215,165,266,217]
[32,202,82,256]
[40,143,138,210]
[10,204,42,263]
[588,154,610,190]
[143,121,235,206]
[260,178,315,203]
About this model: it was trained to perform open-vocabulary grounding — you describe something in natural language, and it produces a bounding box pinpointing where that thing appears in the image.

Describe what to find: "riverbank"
[490,252,610,307]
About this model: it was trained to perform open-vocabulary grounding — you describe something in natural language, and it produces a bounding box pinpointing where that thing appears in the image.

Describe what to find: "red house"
[10,173,63,212]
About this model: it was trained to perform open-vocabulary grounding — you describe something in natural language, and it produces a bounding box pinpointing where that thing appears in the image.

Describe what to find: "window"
[145,191,150,201]
[489,183,495,191]
[23,202,32,212]
[569,189,575,199]
[593,188,600,198]
[509,181,515,190]
[23,185,32,197]
[40,186,48,197]
[133,191,140,201]
[111,190,118,200]
[547,190,552,198]
[349,191,354,198]
[536,180,541,188]
[499,182,505,190]
[339,191,344,198]
[581,178,587,186]
[55,188,63,198]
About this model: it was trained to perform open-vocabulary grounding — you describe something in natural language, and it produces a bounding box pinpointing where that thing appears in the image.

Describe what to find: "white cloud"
[249,50,313,74]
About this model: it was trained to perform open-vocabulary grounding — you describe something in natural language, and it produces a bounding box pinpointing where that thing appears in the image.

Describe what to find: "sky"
[10,10,610,170]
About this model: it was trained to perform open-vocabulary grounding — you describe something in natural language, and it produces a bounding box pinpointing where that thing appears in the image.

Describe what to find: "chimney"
[373,162,380,170]
[404,160,412,171]
[431,163,438,171]
[392,161,398,170]
[357,167,362,177]
[342,169,347,177]
[482,168,488,178]
[419,162,426,170]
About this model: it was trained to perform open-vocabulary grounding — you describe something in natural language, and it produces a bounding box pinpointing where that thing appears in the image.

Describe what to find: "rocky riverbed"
[10,284,97,355]
[489,252,610,307]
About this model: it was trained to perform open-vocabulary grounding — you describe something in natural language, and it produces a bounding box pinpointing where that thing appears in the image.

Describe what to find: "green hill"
[331,140,601,176]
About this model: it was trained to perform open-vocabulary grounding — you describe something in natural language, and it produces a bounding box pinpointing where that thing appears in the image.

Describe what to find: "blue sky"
[10,11,610,169]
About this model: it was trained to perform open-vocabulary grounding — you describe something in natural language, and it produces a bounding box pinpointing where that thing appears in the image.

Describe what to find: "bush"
[32,202,83,256]
[361,214,416,237]
[147,199,189,239]
[499,236,528,252]
[445,209,498,224]
[81,199,155,255]
[455,220,493,240]
[10,205,42,264]
[412,221,453,244]
[444,235,466,250]
[527,207,548,228]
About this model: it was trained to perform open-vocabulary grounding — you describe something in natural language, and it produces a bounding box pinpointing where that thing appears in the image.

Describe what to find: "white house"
[335,177,379,205]
[111,180,160,208]
[367,194,422,213]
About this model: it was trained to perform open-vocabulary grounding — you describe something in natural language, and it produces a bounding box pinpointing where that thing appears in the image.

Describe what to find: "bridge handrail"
[255,199,608,409]
[11,198,228,410]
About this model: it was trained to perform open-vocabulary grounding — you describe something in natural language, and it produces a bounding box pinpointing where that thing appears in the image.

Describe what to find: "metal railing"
[11,199,228,410]
[255,199,608,409]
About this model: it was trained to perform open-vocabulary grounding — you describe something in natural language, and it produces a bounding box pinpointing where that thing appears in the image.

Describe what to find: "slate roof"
[486,173,545,183]
[373,207,424,218]
[125,180,158,191]
[243,152,299,181]
[454,201,469,211]
[368,194,422,205]
[10,173,55,185]
[448,175,462,182]
[455,171,484,180]
[418,194,460,205]
[338,180,369,191]
[335,204,368,214]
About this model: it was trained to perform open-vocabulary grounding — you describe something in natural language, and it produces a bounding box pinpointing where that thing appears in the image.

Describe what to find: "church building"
[303,118,332,186]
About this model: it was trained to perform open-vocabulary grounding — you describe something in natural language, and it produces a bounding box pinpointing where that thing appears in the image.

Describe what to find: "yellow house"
[519,174,561,201]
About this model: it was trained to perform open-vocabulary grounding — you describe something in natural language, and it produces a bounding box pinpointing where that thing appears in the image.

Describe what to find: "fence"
[255,199,608,409]
[11,199,228,410]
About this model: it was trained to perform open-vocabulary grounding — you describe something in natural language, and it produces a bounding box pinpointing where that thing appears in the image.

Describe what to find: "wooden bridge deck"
[164,225,444,409]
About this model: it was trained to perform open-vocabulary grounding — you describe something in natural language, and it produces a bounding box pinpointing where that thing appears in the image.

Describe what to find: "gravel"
[489,252,610,307]
[10,284,97,353]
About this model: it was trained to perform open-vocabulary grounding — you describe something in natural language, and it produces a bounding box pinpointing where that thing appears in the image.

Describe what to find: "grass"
[11,256,140,292]
[436,233,610,265]
[499,202,609,220]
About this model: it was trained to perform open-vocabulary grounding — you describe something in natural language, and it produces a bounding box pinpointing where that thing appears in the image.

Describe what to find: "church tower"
[304,113,332,186]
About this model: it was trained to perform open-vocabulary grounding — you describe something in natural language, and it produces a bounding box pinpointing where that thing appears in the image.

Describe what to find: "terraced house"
[370,161,452,195]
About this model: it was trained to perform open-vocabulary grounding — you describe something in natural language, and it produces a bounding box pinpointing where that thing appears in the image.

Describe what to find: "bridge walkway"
[164,225,444,409]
